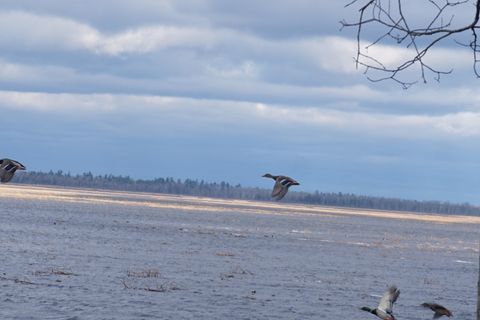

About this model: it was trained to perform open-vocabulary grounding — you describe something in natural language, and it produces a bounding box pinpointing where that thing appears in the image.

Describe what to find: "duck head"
[360,307,395,320]
[361,307,375,314]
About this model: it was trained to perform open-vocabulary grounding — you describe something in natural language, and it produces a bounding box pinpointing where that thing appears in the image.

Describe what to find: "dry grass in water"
[220,266,253,280]
[122,279,179,293]
[215,251,235,257]
[123,268,179,293]
[126,269,160,278]
[33,268,75,276]
[0,275,65,288]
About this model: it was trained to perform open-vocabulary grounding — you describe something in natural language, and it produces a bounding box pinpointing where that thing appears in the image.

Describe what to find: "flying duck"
[0,158,26,183]
[421,302,452,318]
[361,286,400,320]
[262,173,300,201]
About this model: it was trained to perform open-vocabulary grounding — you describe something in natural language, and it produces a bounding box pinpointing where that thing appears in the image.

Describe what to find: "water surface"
[0,185,478,319]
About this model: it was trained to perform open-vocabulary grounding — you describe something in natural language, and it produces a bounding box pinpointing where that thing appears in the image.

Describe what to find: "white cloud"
[0,91,115,113]
[254,102,480,137]
[0,11,218,55]
[299,36,358,74]
[0,59,76,83]
[388,86,480,111]
[0,9,472,84]
[2,90,480,138]
[3,56,480,119]
[204,60,259,79]
[94,25,219,55]
[364,42,472,74]
[434,112,480,136]
[302,36,473,75]
[0,11,101,52]
[0,10,478,123]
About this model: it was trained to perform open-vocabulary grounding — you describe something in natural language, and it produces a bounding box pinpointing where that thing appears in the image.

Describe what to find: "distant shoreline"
[10,171,480,217]
[2,184,480,225]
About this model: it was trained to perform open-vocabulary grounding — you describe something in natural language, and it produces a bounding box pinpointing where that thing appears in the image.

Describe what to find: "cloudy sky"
[2,0,480,203]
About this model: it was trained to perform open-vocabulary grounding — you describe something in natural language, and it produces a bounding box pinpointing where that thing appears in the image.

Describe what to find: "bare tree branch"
[341,0,480,87]
[343,5,480,318]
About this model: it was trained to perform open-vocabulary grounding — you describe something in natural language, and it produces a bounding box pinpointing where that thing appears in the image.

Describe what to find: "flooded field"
[0,184,478,319]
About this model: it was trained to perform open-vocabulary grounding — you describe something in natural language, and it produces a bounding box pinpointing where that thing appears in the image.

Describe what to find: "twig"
[341,0,480,86]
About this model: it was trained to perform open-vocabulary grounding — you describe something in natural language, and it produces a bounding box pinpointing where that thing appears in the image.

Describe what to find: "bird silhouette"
[421,302,452,319]
[361,286,400,320]
[0,158,26,183]
[262,173,299,201]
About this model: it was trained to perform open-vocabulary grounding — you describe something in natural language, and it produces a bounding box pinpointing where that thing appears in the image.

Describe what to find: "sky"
[2,0,480,204]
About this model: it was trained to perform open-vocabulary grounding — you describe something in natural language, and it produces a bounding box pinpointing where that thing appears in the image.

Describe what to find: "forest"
[11,170,480,216]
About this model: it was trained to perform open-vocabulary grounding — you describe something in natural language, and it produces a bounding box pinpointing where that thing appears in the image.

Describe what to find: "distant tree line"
[11,170,480,216]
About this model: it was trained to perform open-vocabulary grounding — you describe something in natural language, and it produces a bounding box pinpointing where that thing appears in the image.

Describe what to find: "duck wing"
[274,184,290,200]
[0,159,25,183]
[378,286,400,314]
[422,303,452,318]
[438,305,452,317]
[283,176,299,185]
[10,159,25,170]
[271,178,285,197]
[0,159,11,182]
[0,169,15,183]
[0,159,26,171]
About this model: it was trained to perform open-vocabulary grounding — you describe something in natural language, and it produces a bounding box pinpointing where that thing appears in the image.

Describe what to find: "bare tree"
[341,0,480,88]
[343,2,480,318]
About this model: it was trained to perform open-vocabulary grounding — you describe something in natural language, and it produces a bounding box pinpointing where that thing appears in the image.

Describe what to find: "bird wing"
[273,176,299,200]
[378,286,400,314]
[4,162,16,171]
[0,161,8,182]
[271,178,284,197]
[284,176,299,185]
[262,173,278,181]
[0,170,15,183]
[270,175,299,199]
[10,160,25,170]
[274,185,290,200]
[0,159,25,171]
[422,302,451,317]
